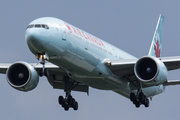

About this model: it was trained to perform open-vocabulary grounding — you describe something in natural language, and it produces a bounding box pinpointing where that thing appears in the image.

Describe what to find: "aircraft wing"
[160,56,180,70]
[0,63,60,74]
[0,63,89,94]
[0,63,11,73]
[105,56,180,86]
[104,59,137,77]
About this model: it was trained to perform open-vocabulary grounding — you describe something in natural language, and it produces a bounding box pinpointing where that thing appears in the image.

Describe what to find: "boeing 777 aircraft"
[1,14,180,111]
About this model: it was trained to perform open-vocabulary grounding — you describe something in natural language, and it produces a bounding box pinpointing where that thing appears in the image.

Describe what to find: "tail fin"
[148,14,164,57]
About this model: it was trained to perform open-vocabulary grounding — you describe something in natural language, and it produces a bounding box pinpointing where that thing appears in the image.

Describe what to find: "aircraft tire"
[58,96,64,105]
[67,96,73,106]
[62,102,66,108]
[70,98,75,107]
[39,70,43,77]
[130,93,136,102]
[73,102,78,110]
[135,102,140,108]
[64,104,69,111]
[44,69,49,76]
[144,99,149,107]
[139,92,145,104]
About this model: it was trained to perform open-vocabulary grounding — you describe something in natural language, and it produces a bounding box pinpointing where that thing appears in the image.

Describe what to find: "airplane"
[1,14,180,111]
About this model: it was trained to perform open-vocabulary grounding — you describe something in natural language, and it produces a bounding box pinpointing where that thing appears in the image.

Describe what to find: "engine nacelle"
[6,62,39,91]
[134,56,168,86]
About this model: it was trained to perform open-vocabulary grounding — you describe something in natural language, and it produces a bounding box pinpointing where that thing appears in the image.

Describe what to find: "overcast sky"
[0,0,180,120]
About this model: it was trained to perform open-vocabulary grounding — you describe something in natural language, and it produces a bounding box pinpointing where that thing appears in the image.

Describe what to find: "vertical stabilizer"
[148,14,164,57]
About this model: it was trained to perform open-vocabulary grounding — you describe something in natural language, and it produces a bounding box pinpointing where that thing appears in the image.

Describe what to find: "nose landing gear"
[36,53,49,77]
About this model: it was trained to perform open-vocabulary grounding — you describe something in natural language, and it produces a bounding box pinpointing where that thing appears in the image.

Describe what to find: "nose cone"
[26,29,40,44]
[25,29,45,54]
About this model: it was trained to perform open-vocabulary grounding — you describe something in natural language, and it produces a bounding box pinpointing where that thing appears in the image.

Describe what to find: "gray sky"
[0,0,180,119]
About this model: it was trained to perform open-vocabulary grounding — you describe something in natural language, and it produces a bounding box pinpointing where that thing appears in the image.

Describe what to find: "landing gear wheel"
[58,76,80,111]
[73,101,78,110]
[58,96,64,105]
[139,92,145,104]
[59,95,78,111]
[38,69,48,77]
[130,93,136,102]
[39,70,43,77]
[62,102,66,108]
[130,90,150,108]
[144,98,150,107]
[67,95,73,105]
[44,69,49,76]
[64,104,69,111]
[71,98,75,107]
[135,102,140,108]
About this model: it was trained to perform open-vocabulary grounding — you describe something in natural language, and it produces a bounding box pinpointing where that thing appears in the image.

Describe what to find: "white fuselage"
[25,17,164,98]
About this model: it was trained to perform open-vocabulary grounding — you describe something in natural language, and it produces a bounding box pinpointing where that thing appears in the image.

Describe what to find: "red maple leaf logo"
[154,40,161,57]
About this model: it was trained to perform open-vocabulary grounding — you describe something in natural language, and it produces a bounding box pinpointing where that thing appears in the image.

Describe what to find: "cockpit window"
[44,25,49,29]
[35,24,41,28]
[26,24,49,29]
[28,25,34,28]
[42,24,45,28]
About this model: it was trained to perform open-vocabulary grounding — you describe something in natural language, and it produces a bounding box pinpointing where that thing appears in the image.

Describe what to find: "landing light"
[35,54,47,60]
[40,55,47,60]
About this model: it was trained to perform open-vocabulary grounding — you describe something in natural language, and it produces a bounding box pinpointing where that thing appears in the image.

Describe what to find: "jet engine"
[134,56,168,86]
[6,62,39,91]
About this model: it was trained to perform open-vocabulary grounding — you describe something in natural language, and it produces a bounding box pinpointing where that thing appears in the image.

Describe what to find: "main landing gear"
[58,77,79,111]
[130,89,149,108]
[58,93,78,111]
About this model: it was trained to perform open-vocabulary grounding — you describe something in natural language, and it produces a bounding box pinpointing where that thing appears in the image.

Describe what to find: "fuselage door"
[85,40,89,50]
[62,27,67,40]
[112,48,117,58]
